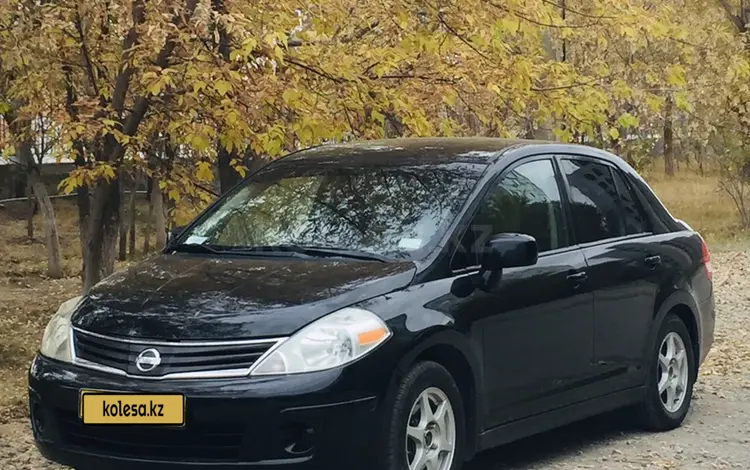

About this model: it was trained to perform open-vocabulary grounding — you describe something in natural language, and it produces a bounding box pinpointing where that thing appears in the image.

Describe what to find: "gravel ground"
[1,250,748,470]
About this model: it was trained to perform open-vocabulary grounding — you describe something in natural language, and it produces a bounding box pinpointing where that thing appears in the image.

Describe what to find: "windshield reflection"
[180,162,485,259]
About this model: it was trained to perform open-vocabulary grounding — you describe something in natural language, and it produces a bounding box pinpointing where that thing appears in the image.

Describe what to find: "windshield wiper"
[227,245,390,262]
[169,243,224,254]
[297,245,391,262]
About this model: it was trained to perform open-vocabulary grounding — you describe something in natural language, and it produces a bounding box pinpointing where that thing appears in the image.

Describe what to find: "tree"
[0,1,64,279]
[3,0,750,290]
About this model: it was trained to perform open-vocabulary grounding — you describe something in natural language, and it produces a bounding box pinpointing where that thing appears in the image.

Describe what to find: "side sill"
[477,386,646,452]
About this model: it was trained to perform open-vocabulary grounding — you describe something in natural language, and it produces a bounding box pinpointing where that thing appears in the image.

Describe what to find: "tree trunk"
[144,176,152,254]
[118,173,128,261]
[83,177,120,292]
[75,149,90,282]
[217,146,240,194]
[664,95,676,177]
[152,179,167,249]
[31,177,64,278]
[128,172,137,257]
[384,113,405,138]
[26,178,35,241]
[6,113,63,278]
[21,142,62,278]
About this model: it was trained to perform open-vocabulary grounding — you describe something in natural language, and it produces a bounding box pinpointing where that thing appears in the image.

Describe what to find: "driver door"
[451,157,595,428]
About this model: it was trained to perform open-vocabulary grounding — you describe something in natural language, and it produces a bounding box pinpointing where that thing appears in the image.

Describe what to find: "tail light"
[701,237,712,281]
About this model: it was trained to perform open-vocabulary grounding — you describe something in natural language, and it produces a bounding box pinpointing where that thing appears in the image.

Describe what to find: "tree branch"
[717,0,746,32]
[74,9,100,98]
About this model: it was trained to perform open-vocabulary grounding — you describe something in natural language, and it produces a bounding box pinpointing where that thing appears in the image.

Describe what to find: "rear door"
[558,156,662,391]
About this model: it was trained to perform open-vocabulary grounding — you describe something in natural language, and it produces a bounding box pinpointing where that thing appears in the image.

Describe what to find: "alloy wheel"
[658,331,690,413]
[405,387,456,470]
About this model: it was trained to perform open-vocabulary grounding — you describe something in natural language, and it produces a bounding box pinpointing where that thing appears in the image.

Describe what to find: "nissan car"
[29,138,715,470]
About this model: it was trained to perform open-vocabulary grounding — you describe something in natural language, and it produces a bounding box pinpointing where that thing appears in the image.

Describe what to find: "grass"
[645,166,748,248]
[0,199,148,423]
[0,169,747,423]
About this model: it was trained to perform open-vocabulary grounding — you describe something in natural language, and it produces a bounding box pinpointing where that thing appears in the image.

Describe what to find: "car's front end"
[29,338,398,470]
[29,297,407,469]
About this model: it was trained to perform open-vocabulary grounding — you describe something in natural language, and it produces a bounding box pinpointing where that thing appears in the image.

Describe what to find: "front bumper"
[29,354,386,469]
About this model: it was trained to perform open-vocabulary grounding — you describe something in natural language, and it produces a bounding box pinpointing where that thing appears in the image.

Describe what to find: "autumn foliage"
[1,0,750,289]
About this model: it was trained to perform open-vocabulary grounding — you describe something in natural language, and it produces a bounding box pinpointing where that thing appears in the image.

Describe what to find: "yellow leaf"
[617,113,639,129]
[196,162,214,182]
[168,188,181,202]
[282,89,299,104]
[274,46,285,61]
[608,128,620,140]
[646,95,664,113]
[147,80,163,96]
[442,90,457,107]
[666,65,687,87]
[192,81,207,93]
[191,134,210,151]
[214,80,232,96]
[371,110,386,124]
[674,92,692,112]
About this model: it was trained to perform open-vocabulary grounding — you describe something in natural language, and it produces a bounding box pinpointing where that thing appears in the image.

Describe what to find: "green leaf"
[617,113,639,129]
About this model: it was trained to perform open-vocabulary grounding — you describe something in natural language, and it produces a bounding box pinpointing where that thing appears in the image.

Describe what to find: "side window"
[559,159,624,243]
[628,175,673,233]
[451,159,568,270]
[611,169,651,234]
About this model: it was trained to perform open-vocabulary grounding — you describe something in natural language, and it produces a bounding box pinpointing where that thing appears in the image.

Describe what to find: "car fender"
[385,327,484,457]
[643,289,700,366]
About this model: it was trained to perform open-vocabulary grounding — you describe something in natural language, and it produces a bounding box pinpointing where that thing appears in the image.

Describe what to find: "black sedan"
[29,138,715,470]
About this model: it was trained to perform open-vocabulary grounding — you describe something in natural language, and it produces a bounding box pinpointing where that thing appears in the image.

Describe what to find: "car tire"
[380,361,466,470]
[637,313,696,431]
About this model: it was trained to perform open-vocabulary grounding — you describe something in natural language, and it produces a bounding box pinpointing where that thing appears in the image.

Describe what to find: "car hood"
[72,254,416,341]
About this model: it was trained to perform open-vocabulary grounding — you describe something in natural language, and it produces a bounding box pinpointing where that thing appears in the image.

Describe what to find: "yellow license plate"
[79,390,185,425]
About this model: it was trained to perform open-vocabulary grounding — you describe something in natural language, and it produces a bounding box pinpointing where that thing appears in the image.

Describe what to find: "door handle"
[645,255,662,268]
[566,271,587,287]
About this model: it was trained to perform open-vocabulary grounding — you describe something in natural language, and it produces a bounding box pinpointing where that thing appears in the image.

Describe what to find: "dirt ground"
[0,249,748,470]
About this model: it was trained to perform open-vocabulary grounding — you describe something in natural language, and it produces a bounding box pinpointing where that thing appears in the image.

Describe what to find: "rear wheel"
[637,313,696,431]
[381,361,465,470]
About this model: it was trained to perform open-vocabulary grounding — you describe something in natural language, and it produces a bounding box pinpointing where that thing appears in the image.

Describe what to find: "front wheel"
[637,313,696,431]
[381,361,466,470]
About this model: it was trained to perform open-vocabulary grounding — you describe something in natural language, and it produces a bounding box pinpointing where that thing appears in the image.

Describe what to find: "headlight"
[250,307,391,376]
[39,296,82,363]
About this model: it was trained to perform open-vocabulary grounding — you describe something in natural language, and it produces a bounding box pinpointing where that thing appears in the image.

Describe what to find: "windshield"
[177,161,485,259]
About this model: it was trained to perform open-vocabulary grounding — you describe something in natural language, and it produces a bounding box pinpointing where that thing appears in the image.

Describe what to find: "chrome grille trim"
[71,327,288,380]
[72,326,282,347]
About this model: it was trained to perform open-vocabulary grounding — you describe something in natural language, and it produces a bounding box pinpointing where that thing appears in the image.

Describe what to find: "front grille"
[73,329,278,378]
[54,408,245,461]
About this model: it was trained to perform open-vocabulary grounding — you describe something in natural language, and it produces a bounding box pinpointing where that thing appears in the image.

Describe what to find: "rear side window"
[559,159,624,243]
[627,175,676,234]
[611,169,651,234]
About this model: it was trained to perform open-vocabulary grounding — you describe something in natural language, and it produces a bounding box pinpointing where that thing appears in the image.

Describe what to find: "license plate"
[79,390,185,425]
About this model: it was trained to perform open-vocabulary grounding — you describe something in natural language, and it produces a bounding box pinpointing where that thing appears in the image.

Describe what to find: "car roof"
[278,137,554,166]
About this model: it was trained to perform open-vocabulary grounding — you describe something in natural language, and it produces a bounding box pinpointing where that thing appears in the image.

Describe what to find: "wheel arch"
[388,329,484,460]
[649,290,701,374]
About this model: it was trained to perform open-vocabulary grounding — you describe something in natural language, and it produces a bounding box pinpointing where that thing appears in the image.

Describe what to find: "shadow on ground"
[466,409,642,469]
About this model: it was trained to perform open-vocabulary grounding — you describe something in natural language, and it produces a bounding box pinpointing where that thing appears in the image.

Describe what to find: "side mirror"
[167,226,186,245]
[450,233,539,298]
[480,233,538,272]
